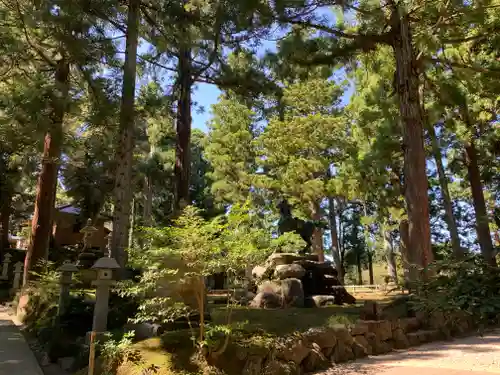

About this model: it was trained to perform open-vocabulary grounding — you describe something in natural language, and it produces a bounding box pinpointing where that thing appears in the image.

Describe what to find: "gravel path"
[317,330,500,375]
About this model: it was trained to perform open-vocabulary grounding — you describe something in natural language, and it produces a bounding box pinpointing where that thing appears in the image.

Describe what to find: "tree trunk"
[0,193,11,258]
[337,199,345,268]
[464,140,496,265]
[367,250,374,285]
[143,175,153,227]
[24,59,69,285]
[110,0,139,269]
[356,252,363,285]
[128,198,135,250]
[311,202,324,262]
[391,6,433,274]
[384,229,398,284]
[174,45,193,212]
[0,155,10,260]
[427,123,463,258]
[399,219,413,285]
[327,196,344,281]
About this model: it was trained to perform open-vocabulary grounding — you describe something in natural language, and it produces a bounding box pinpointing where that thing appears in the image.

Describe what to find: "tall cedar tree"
[110,0,140,268]
[275,0,499,273]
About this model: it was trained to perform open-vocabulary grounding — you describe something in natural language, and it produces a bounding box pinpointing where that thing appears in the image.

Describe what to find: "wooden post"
[88,331,96,375]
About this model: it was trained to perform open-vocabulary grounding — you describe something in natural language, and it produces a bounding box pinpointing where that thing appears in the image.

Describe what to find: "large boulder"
[275,264,306,280]
[365,332,392,355]
[267,253,304,267]
[392,328,410,349]
[303,327,337,351]
[332,341,354,363]
[257,280,281,295]
[353,335,372,355]
[294,260,337,274]
[276,337,310,365]
[359,320,393,341]
[331,286,356,305]
[242,356,264,375]
[303,343,329,372]
[395,317,420,333]
[262,359,300,375]
[252,265,269,280]
[349,322,369,336]
[351,340,369,358]
[280,278,305,307]
[250,292,282,309]
[310,295,336,307]
[331,324,354,346]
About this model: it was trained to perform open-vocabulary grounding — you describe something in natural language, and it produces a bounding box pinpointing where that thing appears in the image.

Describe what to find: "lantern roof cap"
[91,257,120,270]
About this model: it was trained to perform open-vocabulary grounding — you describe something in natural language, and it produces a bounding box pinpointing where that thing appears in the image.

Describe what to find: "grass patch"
[75,337,191,375]
[209,289,402,336]
[211,305,360,336]
[351,289,404,303]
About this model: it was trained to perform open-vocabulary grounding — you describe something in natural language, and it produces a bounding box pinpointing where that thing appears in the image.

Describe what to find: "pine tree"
[1,0,119,281]
[272,0,499,275]
[256,77,347,261]
[204,95,258,206]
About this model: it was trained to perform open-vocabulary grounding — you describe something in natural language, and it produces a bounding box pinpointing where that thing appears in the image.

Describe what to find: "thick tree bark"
[0,194,11,258]
[24,59,69,285]
[356,252,363,285]
[143,175,153,226]
[311,202,324,262]
[464,140,496,265]
[367,250,374,285]
[174,45,193,212]
[384,229,398,284]
[128,198,135,250]
[110,0,139,268]
[327,196,344,281]
[427,123,463,258]
[399,219,412,284]
[391,6,433,274]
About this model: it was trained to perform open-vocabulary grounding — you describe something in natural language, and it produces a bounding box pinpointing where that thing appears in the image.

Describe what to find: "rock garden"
[250,252,356,309]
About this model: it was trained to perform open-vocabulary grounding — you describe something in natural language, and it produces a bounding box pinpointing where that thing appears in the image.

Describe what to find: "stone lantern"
[57,261,79,317]
[77,219,99,269]
[81,219,98,249]
[0,253,12,280]
[90,256,120,334]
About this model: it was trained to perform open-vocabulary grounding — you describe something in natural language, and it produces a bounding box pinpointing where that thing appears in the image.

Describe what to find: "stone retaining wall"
[218,311,476,375]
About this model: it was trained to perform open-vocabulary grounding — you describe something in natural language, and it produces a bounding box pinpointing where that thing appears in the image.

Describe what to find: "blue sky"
[191,83,221,132]
[189,6,351,133]
[191,78,355,133]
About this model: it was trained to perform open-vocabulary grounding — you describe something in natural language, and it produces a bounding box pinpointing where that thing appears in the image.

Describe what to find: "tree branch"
[192,6,223,79]
[428,57,500,76]
[284,17,387,41]
[15,0,56,67]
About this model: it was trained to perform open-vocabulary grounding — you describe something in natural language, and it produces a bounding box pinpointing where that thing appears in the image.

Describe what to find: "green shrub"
[98,332,142,375]
[412,255,500,328]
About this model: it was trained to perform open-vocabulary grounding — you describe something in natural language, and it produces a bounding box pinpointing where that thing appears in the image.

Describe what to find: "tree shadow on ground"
[314,330,500,375]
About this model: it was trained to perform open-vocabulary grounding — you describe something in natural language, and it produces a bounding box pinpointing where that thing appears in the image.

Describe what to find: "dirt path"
[317,330,500,375]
